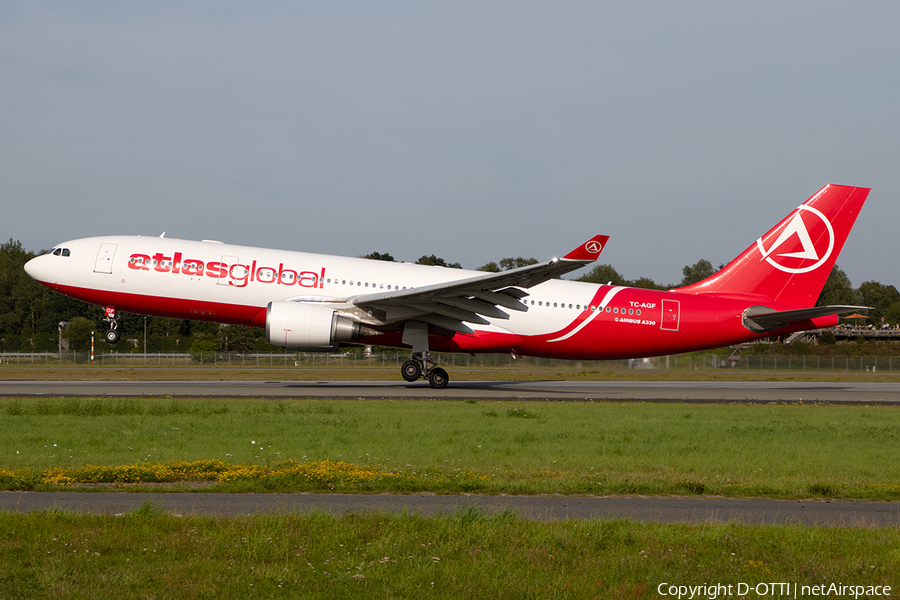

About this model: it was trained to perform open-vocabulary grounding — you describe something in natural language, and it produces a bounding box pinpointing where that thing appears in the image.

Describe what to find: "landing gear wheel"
[401,360,422,382]
[428,367,449,389]
[104,329,120,344]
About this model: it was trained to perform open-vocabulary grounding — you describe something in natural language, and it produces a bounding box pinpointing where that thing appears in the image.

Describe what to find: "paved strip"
[2,492,898,527]
[1,380,900,403]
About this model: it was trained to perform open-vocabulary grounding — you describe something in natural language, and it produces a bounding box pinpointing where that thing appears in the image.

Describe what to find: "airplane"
[24,184,869,388]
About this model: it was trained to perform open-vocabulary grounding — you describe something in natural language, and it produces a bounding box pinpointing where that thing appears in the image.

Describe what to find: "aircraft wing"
[349,234,609,334]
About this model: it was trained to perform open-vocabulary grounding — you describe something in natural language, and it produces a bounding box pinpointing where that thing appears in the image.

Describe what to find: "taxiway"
[1,379,899,403]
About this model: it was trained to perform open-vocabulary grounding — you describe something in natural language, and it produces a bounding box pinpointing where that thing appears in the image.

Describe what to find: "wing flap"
[408,302,491,326]
[421,314,475,335]
[471,290,528,311]
[438,297,510,320]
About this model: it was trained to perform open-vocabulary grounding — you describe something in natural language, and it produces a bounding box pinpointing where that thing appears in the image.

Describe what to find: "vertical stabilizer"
[674,184,869,307]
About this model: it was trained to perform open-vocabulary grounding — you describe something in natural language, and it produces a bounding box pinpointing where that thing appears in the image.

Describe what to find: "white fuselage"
[25,235,601,339]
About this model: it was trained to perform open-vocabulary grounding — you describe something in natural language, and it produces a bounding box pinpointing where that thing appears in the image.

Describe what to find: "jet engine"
[265,301,368,351]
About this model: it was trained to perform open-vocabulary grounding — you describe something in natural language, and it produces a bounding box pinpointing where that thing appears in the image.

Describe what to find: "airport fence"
[0,351,898,373]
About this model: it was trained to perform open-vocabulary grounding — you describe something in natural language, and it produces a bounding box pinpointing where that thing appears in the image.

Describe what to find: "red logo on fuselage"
[127,252,325,289]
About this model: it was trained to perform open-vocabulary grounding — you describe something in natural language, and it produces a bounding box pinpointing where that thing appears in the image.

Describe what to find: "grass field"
[2,372,899,597]
[1,506,897,599]
[1,396,900,499]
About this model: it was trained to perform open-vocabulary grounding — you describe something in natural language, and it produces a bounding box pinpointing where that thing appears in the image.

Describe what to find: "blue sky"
[2,1,898,286]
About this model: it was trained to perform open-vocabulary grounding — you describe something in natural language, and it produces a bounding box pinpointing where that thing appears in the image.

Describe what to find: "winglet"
[562,235,609,262]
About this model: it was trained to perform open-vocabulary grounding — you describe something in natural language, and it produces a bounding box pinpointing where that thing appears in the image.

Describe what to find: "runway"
[2,492,899,527]
[2,379,900,403]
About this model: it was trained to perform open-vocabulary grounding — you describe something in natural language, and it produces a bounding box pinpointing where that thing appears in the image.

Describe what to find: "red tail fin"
[675,184,869,307]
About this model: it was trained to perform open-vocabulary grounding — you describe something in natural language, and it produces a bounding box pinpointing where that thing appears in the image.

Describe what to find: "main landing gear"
[401,353,449,389]
[103,306,120,344]
[400,320,449,389]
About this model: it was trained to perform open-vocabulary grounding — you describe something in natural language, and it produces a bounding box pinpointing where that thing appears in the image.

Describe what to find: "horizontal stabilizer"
[743,305,870,333]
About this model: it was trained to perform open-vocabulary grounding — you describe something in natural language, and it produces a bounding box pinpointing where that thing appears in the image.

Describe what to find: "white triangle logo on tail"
[764,213,819,260]
[756,205,834,274]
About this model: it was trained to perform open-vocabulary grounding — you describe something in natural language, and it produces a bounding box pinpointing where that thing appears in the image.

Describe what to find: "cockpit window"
[62,248,70,257]
[51,248,70,257]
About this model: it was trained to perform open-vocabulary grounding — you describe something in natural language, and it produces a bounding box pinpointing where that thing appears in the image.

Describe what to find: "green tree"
[679,259,716,287]
[499,257,538,271]
[143,317,191,352]
[476,261,500,272]
[883,301,900,328]
[477,257,538,273]
[858,281,900,324]
[631,276,666,290]
[363,252,395,262]
[577,264,628,286]
[218,325,256,353]
[0,239,40,347]
[190,339,216,361]
[63,316,96,352]
[816,265,862,307]
[416,255,462,269]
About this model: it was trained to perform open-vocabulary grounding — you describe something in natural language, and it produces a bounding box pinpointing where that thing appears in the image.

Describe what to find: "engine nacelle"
[265,301,362,351]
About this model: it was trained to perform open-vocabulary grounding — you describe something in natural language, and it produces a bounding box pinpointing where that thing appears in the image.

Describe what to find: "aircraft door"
[217,255,242,286]
[660,299,680,331]
[93,243,117,274]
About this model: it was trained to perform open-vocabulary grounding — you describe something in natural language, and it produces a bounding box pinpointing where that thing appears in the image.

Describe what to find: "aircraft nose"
[24,254,51,283]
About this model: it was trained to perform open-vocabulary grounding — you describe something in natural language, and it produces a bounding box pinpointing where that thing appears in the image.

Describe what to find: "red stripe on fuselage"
[45,282,267,327]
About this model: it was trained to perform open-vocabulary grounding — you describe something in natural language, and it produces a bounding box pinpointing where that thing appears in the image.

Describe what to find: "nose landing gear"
[103,306,120,344]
